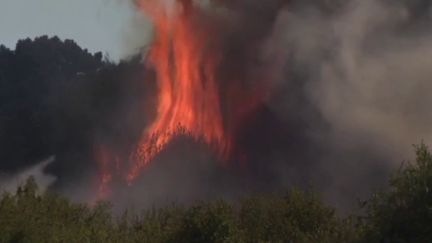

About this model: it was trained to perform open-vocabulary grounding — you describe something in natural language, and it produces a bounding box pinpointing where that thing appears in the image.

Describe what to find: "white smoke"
[0,156,57,194]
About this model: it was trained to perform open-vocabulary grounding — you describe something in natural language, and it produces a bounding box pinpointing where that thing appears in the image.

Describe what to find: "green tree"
[173,201,240,243]
[362,143,432,242]
[239,189,354,243]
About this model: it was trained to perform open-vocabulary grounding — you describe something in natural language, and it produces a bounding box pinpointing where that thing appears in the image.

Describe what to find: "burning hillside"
[97,0,276,196]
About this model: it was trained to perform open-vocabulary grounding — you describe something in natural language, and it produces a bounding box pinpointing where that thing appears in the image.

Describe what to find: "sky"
[0,0,151,61]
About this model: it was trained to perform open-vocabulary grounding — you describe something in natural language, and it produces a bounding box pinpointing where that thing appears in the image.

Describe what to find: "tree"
[362,143,432,242]
[239,189,355,243]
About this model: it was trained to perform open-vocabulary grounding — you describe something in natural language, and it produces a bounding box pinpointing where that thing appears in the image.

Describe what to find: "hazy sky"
[0,0,150,61]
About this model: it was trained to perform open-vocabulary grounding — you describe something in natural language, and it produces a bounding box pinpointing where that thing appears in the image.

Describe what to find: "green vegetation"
[361,143,432,242]
[1,144,431,242]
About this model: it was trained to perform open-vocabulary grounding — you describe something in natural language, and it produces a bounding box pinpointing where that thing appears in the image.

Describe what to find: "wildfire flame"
[126,0,231,183]
[96,0,271,196]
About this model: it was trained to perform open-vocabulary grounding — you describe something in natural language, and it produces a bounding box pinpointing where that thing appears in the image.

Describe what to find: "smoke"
[0,156,57,194]
[264,0,432,209]
[282,0,432,153]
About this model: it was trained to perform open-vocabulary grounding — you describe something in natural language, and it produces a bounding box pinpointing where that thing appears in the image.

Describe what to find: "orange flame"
[127,0,231,183]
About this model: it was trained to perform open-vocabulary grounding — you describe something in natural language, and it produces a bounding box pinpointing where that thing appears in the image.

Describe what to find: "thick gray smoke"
[280,0,432,158]
[266,0,432,209]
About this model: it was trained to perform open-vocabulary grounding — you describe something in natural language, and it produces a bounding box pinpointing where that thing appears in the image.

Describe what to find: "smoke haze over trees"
[1,144,431,242]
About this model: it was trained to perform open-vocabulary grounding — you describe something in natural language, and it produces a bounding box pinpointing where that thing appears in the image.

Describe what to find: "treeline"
[0,36,104,169]
[1,144,431,242]
[0,36,149,183]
